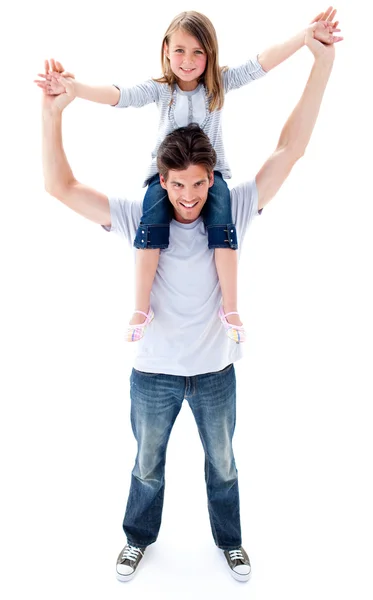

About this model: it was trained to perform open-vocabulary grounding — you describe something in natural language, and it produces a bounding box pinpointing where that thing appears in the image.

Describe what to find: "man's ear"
[160,174,167,189]
[208,172,214,188]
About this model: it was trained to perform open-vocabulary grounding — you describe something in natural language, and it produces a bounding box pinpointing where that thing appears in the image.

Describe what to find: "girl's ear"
[163,42,169,59]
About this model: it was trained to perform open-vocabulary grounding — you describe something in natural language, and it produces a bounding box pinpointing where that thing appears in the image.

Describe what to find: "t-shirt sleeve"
[113,79,160,108]
[102,196,142,245]
[230,179,261,243]
[223,57,266,93]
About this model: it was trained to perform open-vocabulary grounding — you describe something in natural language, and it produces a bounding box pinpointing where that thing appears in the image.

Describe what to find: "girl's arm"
[50,77,160,107]
[36,59,159,107]
[256,24,336,210]
[258,30,308,72]
[68,81,120,105]
[223,9,341,92]
[258,7,342,72]
[35,60,120,105]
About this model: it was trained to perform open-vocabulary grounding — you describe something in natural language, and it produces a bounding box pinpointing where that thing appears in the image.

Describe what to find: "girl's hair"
[157,123,217,180]
[154,11,226,112]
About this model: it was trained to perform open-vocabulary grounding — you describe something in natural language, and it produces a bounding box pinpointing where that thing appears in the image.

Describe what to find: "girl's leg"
[130,176,170,333]
[214,249,242,327]
[131,249,160,325]
[203,173,243,330]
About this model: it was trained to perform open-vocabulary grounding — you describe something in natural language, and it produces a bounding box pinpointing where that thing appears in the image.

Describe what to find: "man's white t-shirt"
[105,180,260,376]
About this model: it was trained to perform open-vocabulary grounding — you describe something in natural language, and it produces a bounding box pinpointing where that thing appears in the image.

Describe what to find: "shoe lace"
[121,545,144,561]
[229,548,244,561]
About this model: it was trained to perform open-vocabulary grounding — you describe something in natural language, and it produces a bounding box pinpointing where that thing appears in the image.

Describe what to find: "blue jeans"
[123,364,241,550]
[134,172,238,250]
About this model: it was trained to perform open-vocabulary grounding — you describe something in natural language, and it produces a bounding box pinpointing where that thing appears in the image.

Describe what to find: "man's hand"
[312,6,343,45]
[305,22,340,60]
[35,59,76,105]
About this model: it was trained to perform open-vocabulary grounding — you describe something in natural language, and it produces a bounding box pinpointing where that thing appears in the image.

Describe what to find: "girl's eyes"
[174,49,204,55]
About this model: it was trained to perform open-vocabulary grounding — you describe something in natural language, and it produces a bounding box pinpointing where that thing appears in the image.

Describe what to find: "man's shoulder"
[109,195,142,215]
[229,179,259,234]
[230,179,257,202]
[105,196,142,240]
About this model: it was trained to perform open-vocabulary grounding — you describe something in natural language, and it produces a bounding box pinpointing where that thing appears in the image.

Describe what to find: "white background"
[1,1,373,598]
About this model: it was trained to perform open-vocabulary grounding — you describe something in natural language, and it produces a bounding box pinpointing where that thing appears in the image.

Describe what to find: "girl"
[38,8,339,343]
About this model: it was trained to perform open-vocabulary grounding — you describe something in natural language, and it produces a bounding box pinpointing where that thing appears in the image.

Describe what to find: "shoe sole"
[116,570,135,582]
[117,564,251,582]
[230,569,251,582]
[117,570,251,583]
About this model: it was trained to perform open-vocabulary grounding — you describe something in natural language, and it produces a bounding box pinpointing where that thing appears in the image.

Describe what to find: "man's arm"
[41,76,111,226]
[256,25,337,211]
[258,6,341,72]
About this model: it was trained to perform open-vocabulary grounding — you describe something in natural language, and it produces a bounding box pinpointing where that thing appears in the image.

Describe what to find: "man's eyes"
[173,182,205,188]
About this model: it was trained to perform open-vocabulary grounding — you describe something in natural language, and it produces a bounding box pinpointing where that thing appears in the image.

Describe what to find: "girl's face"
[164,29,207,91]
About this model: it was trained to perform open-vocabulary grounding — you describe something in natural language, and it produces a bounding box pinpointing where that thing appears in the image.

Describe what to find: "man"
[38,24,339,583]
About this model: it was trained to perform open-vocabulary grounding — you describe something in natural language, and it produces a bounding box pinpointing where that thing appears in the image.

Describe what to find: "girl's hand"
[34,59,76,96]
[312,6,338,29]
[311,6,343,45]
[313,20,343,45]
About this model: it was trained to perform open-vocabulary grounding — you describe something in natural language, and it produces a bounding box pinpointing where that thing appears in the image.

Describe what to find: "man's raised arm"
[256,24,340,211]
[39,67,111,227]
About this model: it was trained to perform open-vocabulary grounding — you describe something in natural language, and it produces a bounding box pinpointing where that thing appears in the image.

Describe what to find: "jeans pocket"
[218,363,233,374]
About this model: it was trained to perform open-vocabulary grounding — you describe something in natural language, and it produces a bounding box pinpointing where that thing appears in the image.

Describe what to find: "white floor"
[2,361,373,599]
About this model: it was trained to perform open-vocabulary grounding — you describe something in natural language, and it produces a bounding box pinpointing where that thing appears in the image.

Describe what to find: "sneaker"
[223,546,251,582]
[218,307,246,343]
[116,544,146,582]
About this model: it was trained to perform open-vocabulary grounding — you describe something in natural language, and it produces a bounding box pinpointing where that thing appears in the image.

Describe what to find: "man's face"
[160,164,214,224]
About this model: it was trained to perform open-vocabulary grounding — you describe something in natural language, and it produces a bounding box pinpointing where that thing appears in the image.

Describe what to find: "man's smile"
[179,200,199,209]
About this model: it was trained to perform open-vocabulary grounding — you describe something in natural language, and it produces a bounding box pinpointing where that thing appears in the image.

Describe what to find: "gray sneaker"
[116,544,146,582]
[223,546,251,582]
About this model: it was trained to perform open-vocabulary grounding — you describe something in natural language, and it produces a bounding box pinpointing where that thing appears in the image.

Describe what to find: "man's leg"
[123,368,184,547]
[187,364,251,581]
[186,364,241,549]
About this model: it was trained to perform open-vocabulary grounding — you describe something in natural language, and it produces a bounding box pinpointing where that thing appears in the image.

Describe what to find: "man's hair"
[157,123,217,180]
